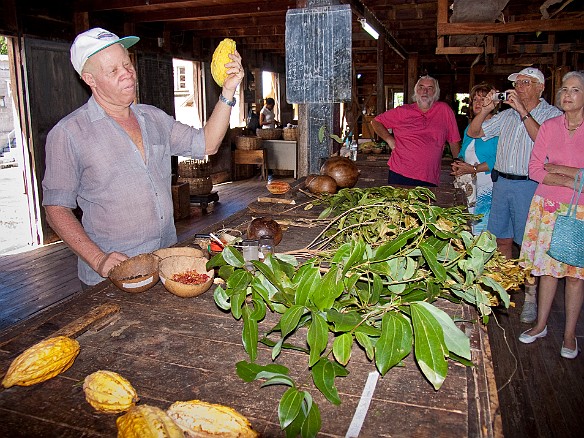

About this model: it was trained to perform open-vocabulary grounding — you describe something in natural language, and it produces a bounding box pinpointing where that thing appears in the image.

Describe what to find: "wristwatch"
[521,113,532,122]
[219,94,236,107]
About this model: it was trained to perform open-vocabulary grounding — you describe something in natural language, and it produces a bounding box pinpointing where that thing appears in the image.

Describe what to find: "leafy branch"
[206,186,529,436]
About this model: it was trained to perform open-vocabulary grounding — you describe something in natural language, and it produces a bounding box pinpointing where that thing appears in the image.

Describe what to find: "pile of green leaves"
[206,186,527,437]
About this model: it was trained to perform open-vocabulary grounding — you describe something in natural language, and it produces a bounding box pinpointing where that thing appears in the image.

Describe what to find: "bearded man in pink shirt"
[371,75,461,187]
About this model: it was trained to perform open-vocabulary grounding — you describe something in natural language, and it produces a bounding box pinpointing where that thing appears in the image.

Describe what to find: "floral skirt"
[520,195,584,279]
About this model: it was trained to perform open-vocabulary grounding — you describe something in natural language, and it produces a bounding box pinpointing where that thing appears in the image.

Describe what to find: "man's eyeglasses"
[513,79,538,88]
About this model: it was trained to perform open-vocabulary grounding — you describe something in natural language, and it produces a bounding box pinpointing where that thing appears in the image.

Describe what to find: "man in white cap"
[468,67,562,323]
[42,28,244,288]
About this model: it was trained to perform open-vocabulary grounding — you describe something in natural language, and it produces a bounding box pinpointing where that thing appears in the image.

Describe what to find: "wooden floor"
[1,168,583,437]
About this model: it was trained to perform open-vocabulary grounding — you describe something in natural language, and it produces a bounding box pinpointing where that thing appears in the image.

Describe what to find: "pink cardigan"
[529,114,584,205]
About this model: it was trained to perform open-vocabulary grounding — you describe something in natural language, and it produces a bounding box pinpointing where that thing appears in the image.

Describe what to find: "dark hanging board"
[285,4,352,104]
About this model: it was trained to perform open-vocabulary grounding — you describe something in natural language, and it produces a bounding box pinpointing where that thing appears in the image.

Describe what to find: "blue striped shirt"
[482,99,562,176]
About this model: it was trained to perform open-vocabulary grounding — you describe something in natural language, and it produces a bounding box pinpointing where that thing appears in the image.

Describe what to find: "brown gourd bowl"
[153,246,205,260]
[108,253,160,293]
[159,256,214,298]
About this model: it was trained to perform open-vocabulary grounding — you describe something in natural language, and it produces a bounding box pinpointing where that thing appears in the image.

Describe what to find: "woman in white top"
[259,97,278,129]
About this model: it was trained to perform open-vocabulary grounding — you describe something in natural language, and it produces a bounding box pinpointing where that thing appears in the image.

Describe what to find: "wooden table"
[0,157,499,437]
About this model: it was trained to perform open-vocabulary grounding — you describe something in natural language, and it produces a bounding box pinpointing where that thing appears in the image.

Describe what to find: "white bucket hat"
[70,28,139,75]
[508,67,545,84]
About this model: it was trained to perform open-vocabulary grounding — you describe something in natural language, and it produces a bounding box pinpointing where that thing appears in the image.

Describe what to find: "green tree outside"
[1,37,8,55]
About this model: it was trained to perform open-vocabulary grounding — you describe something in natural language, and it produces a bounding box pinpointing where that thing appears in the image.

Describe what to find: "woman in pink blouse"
[518,71,584,359]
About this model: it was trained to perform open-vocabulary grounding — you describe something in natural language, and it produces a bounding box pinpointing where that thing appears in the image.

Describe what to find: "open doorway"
[0,36,38,254]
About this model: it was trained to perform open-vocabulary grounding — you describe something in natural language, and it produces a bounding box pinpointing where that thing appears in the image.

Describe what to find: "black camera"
[496,91,510,101]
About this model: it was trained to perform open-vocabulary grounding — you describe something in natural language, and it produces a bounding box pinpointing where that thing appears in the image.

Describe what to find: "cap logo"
[97,32,115,39]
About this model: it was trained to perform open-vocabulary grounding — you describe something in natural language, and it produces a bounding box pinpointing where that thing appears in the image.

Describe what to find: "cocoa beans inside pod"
[306,174,337,195]
[320,156,360,188]
[247,217,283,245]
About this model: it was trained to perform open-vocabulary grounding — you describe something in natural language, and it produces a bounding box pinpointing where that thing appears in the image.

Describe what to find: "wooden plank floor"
[1,160,583,437]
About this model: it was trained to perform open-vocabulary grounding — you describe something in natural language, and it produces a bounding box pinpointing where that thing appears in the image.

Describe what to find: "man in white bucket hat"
[468,67,562,323]
[42,28,244,288]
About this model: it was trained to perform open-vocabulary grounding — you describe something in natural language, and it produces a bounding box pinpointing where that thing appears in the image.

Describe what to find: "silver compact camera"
[495,91,510,101]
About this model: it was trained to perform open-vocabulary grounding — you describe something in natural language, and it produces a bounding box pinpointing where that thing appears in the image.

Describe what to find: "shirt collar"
[87,95,140,122]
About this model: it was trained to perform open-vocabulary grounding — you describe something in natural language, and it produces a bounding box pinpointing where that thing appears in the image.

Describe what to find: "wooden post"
[376,36,385,115]
[406,53,418,103]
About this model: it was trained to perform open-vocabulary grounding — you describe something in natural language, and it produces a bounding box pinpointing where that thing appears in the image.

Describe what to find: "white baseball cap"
[70,28,139,75]
[508,67,545,84]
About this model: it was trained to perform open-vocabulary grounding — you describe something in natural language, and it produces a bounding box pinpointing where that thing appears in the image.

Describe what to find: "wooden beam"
[119,2,295,23]
[437,16,584,36]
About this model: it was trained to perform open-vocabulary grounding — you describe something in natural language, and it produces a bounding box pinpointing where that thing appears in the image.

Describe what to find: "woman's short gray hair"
[555,71,584,107]
[413,75,440,105]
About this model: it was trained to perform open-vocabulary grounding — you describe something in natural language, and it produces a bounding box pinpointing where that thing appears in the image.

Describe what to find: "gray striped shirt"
[482,99,562,176]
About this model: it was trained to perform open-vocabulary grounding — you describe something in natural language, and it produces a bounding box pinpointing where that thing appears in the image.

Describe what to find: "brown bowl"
[153,246,205,260]
[159,256,214,298]
[108,253,160,293]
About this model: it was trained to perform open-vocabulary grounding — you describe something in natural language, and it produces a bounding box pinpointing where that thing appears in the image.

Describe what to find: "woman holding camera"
[518,71,584,359]
[451,83,498,235]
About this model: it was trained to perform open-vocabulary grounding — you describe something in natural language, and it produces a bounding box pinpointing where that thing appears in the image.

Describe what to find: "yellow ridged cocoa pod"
[211,38,236,87]
[166,400,258,437]
[83,370,139,413]
[117,405,184,438]
[2,336,80,388]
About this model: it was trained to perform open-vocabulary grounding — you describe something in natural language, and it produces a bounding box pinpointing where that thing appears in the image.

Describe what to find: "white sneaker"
[520,301,537,323]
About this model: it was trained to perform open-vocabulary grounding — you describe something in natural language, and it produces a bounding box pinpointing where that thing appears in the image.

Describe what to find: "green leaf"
[279,387,304,429]
[250,298,267,321]
[331,242,352,262]
[420,240,447,283]
[342,239,366,275]
[272,338,284,360]
[480,275,510,308]
[301,399,322,438]
[235,361,289,382]
[275,253,299,266]
[374,312,412,375]
[226,269,252,290]
[410,302,448,390]
[295,266,321,306]
[252,260,283,291]
[307,312,328,367]
[230,289,246,320]
[312,265,343,310]
[332,332,353,366]
[213,285,230,311]
[326,309,361,332]
[260,375,296,388]
[318,125,326,143]
[242,306,258,361]
[280,305,305,339]
[414,301,470,360]
[206,251,226,270]
[373,226,422,261]
[222,246,245,268]
[311,358,341,405]
[355,332,376,361]
[217,265,234,280]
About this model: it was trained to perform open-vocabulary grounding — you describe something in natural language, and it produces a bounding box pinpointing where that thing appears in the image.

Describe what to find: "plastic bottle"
[350,139,358,161]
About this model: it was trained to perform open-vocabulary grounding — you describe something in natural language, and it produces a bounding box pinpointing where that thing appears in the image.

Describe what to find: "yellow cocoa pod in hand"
[117,405,184,438]
[2,336,80,388]
[166,400,258,437]
[83,370,139,413]
[211,38,236,87]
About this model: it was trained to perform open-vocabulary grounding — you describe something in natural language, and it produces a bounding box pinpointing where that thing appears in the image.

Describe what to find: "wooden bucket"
[179,159,211,178]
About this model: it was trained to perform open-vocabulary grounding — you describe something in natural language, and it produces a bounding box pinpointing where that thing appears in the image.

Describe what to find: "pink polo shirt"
[375,101,460,185]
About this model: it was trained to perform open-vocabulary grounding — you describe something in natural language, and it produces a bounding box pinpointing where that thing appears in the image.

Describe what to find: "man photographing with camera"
[468,67,562,323]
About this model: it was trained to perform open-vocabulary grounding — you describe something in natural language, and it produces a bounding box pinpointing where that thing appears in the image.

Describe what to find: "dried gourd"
[167,400,258,437]
[211,38,236,87]
[83,370,139,413]
[117,405,184,438]
[2,336,80,388]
